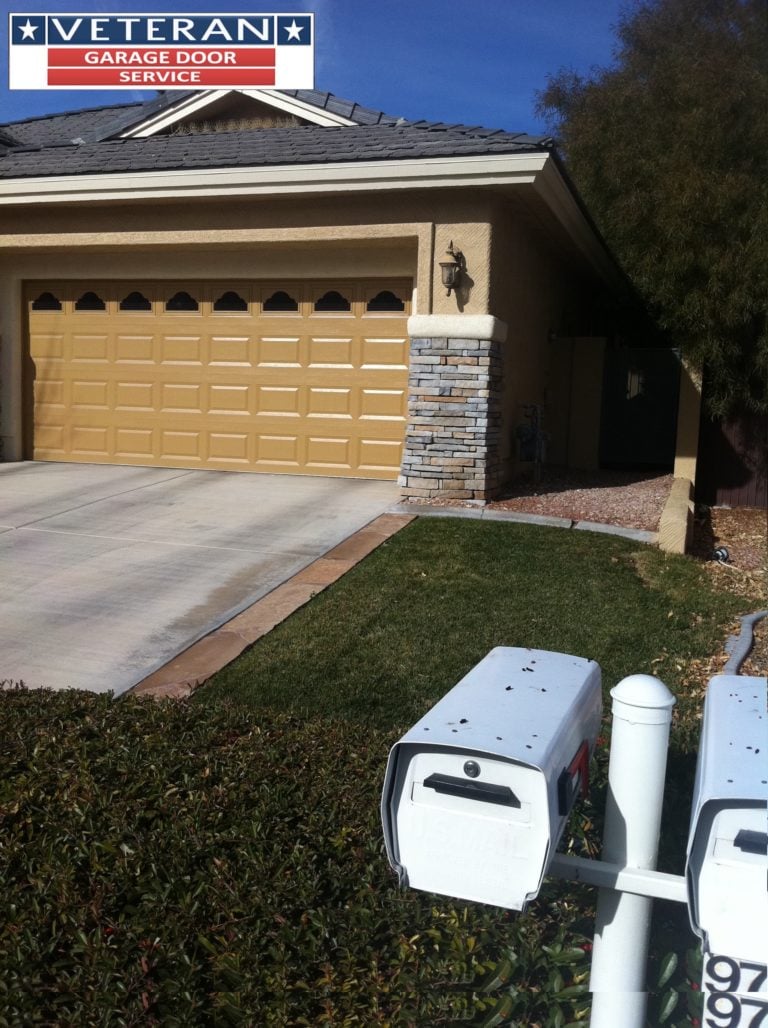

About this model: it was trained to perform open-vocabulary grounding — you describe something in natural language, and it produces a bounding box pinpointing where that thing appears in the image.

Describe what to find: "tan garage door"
[25,279,411,479]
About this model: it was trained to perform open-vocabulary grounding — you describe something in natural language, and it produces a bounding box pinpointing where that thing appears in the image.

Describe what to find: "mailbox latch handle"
[733,829,768,855]
[423,773,521,808]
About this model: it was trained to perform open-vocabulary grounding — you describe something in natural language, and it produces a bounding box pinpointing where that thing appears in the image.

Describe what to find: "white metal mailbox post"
[381,647,602,911]
[686,675,768,961]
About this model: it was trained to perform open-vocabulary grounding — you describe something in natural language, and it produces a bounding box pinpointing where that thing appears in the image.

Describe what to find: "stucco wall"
[0,187,496,314]
[673,359,702,484]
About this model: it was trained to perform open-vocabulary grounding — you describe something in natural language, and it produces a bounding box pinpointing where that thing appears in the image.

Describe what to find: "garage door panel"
[308,337,354,368]
[34,425,66,454]
[257,434,301,466]
[115,381,155,410]
[161,336,203,364]
[209,384,250,413]
[161,431,203,460]
[360,388,406,420]
[71,380,109,409]
[71,426,109,454]
[359,438,403,473]
[115,428,155,457]
[209,336,252,366]
[361,336,409,368]
[307,388,353,418]
[161,383,203,412]
[257,336,301,367]
[257,385,301,416]
[30,333,65,360]
[71,335,109,362]
[306,436,353,470]
[26,279,410,480]
[209,432,251,464]
[115,335,155,363]
[34,378,66,407]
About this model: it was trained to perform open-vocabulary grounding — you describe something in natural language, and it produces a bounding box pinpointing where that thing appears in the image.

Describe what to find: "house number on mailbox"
[703,953,768,1028]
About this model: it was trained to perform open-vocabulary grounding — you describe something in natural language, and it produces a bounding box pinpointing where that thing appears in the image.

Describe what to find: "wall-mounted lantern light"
[439,241,464,296]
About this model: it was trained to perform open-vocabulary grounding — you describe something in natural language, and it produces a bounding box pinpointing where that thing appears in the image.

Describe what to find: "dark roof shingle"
[0,102,146,147]
[0,122,552,180]
[0,89,552,182]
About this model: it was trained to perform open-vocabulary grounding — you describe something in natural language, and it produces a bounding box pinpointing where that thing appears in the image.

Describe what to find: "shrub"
[1,687,597,1026]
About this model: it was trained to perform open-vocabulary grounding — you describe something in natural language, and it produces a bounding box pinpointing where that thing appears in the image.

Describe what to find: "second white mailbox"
[686,674,768,961]
[381,647,602,911]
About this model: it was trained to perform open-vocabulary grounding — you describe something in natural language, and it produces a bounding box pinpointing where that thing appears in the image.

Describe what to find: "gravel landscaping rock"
[488,468,673,531]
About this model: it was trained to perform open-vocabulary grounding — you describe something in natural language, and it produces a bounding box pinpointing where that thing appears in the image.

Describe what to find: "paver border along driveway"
[0,462,398,695]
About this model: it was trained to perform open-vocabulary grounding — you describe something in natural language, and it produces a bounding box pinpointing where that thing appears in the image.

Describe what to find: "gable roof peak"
[110,88,408,139]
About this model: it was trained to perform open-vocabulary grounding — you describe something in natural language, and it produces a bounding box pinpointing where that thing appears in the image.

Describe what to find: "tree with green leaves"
[538,0,767,416]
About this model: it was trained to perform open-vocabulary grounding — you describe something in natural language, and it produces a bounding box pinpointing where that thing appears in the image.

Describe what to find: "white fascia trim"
[0,152,548,205]
[121,88,356,137]
[408,314,508,343]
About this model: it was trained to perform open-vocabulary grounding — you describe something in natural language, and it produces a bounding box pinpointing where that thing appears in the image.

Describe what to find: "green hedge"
[0,687,604,1026]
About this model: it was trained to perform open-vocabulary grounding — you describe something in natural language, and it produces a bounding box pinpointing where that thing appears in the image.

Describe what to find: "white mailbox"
[381,647,602,911]
[686,674,768,960]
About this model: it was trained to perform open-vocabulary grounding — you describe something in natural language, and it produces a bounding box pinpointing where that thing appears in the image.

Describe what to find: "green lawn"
[200,517,747,749]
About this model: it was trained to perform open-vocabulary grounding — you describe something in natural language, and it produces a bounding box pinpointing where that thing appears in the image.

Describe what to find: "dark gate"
[696,408,768,509]
[599,347,681,468]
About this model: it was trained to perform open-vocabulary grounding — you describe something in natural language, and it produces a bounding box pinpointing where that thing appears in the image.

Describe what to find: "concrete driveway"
[0,462,398,695]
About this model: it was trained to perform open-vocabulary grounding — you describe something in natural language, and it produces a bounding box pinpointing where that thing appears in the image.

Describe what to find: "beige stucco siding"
[0,188,496,315]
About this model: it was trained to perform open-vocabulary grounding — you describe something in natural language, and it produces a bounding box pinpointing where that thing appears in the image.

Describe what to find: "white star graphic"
[284,19,303,41]
[19,19,39,41]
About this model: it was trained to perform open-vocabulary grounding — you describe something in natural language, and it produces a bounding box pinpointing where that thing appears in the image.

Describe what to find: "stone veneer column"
[399,320,505,501]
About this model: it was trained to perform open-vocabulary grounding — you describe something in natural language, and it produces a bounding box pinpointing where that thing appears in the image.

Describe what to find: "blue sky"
[1,1,625,132]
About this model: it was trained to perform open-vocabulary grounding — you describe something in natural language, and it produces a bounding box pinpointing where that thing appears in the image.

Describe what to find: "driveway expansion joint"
[128,512,415,700]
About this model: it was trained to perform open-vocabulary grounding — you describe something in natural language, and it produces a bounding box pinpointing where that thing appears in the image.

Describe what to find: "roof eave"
[0,151,548,200]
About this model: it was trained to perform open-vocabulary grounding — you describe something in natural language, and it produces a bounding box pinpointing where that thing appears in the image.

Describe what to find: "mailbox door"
[393,751,549,910]
[694,805,768,959]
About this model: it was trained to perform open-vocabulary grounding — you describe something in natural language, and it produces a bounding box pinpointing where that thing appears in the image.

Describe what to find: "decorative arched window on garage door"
[263,289,299,312]
[213,290,248,312]
[165,290,199,312]
[119,290,152,311]
[314,289,351,312]
[366,289,405,312]
[31,291,62,311]
[75,291,106,311]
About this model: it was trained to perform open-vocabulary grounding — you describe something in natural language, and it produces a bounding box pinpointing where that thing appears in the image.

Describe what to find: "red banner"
[47,47,276,67]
